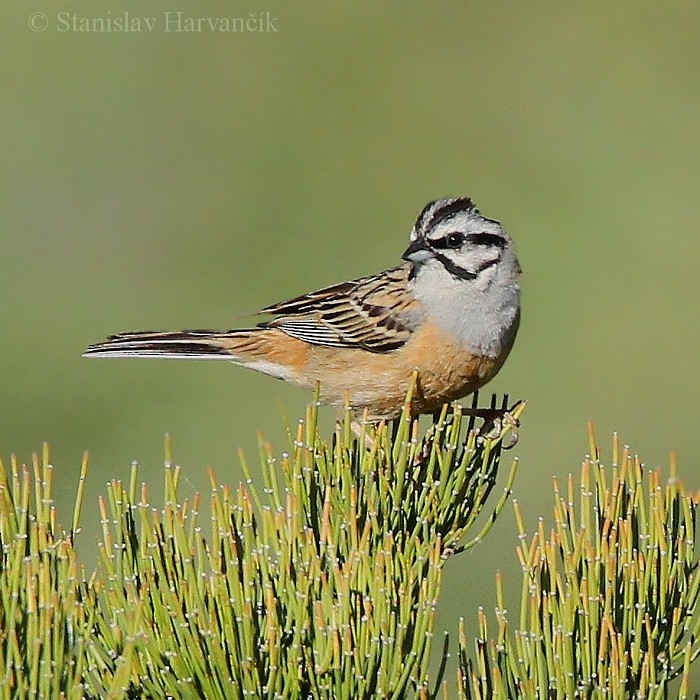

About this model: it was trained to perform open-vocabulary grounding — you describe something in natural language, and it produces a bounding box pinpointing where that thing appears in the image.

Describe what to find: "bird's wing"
[260,265,422,352]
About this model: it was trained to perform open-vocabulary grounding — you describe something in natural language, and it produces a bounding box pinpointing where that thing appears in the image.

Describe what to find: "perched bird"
[84,197,521,421]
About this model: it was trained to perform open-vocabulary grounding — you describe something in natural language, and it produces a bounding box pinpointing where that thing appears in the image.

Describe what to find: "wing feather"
[259,265,422,353]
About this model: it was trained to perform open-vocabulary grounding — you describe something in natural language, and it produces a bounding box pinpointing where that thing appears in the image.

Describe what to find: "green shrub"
[1,397,698,699]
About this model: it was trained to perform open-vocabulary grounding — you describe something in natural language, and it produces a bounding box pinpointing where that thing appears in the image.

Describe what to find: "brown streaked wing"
[259,265,422,353]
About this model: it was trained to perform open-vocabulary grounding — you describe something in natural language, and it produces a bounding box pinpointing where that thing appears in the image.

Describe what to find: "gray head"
[401,197,521,288]
[401,197,521,357]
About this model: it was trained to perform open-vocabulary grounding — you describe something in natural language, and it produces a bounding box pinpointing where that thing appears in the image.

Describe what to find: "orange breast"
[220,323,511,420]
[303,321,507,419]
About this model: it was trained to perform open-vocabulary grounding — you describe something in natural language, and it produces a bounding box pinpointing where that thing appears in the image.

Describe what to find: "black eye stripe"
[430,231,507,250]
[430,237,450,250]
[466,232,507,248]
[431,233,463,250]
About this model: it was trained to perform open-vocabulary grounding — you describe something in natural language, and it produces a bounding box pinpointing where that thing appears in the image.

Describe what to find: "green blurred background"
[3,0,700,687]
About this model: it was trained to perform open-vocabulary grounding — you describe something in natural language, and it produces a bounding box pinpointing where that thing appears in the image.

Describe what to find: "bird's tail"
[83,330,242,360]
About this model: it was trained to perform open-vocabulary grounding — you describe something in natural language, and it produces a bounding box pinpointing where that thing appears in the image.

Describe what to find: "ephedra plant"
[0,391,698,699]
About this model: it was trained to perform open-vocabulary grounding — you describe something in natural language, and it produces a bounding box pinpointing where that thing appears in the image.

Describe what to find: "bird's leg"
[459,398,524,449]
[351,420,369,449]
[351,409,377,451]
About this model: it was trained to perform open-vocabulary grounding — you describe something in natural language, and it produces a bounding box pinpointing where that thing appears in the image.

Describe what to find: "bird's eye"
[446,232,464,248]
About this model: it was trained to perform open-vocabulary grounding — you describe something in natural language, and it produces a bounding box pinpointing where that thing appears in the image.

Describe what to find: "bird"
[84,197,521,422]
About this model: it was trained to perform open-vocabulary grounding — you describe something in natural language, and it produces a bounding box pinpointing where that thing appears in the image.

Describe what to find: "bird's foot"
[460,401,524,449]
[351,419,377,451]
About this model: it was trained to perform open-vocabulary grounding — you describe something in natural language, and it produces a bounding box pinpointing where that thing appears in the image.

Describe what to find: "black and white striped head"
[402,197,520,287]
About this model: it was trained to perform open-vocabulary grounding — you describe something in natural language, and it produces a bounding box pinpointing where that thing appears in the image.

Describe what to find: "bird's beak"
[401,239,433,263]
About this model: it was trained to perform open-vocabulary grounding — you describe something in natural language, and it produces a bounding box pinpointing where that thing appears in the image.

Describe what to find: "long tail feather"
[83,330,238,360]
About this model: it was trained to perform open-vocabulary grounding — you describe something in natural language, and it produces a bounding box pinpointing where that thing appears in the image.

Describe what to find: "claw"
[352,419,377,451]
[466,400,523,449]
[499,411,520,449]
